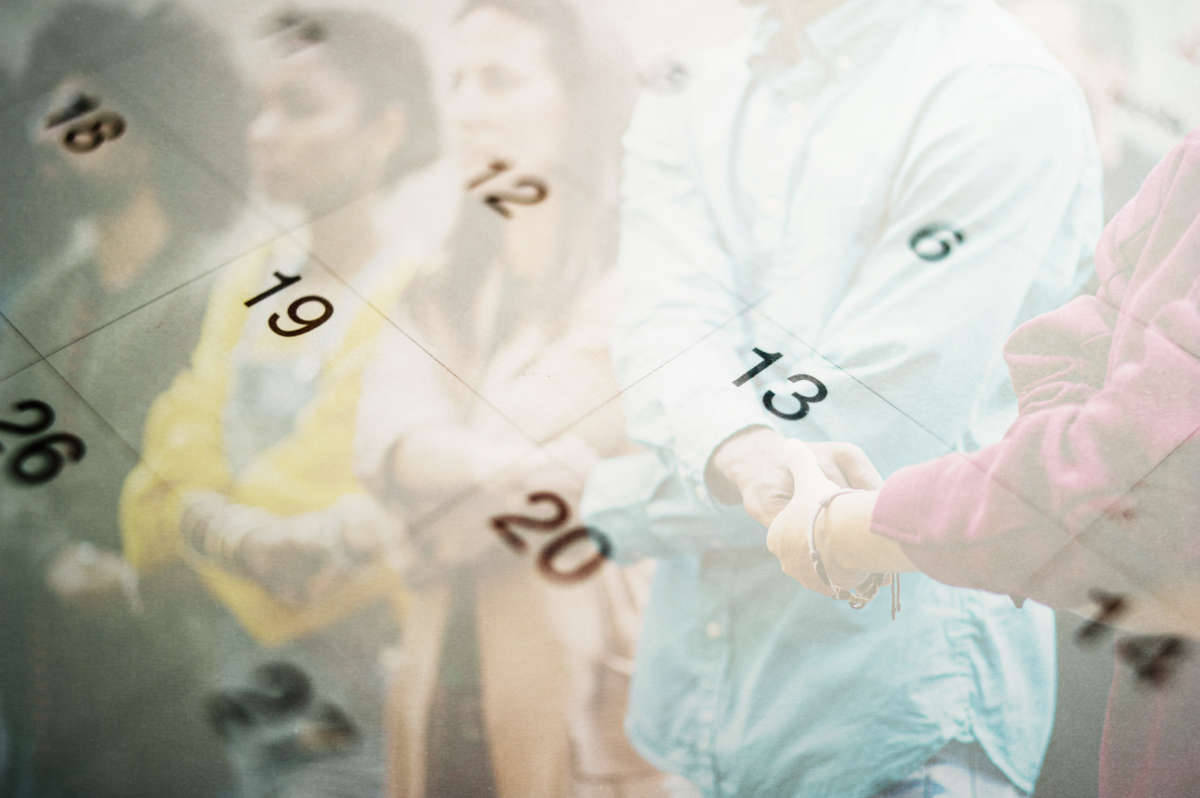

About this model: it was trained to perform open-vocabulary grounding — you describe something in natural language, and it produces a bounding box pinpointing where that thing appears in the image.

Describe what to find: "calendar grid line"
[32,229,293,368]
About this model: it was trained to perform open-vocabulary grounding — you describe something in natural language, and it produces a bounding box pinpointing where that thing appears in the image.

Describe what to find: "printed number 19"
[244,271,334,338]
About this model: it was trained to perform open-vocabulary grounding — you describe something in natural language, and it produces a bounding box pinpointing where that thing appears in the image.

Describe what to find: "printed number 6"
[909,224,964,262]
[62,111,126,154]
[763,374,828,421]
[268,295,333,337]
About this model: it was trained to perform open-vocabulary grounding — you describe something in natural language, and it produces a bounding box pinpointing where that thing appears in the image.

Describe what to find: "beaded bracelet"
[808,488,900,617]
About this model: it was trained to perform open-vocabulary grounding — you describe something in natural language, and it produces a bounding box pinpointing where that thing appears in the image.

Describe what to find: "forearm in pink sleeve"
[1002,294,1114,414]
[872,295,1200,607]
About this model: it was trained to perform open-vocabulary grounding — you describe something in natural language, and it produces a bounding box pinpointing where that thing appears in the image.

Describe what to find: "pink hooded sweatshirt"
[872,130,1200,797]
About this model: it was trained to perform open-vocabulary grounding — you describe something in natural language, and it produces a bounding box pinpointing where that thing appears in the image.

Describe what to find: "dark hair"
[264,6,441,184]
[23,2,252,233]
[454,0,588,105]
[451,0,626,197]
[409,0,633,361]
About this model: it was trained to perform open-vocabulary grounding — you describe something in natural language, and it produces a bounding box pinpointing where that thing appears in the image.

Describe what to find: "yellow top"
[119,243,414,645]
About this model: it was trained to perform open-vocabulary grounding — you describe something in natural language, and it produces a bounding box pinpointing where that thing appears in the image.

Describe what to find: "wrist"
[825,490,914,573]
[814,490,873,586]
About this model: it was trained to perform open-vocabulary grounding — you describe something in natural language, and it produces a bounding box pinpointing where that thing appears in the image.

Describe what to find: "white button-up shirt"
[583,0,1103,795]
[608,0,1103,500]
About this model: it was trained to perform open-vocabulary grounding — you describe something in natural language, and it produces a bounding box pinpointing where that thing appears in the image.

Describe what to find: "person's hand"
[302,496,412,600]
[237,521,333,604]
[45,542,142,613]
[180,492,323,602]
[767,440,912,594]
[237,496,410,605]
[710,427,883,527]
[709,427,793,527]
[764,439,845,595]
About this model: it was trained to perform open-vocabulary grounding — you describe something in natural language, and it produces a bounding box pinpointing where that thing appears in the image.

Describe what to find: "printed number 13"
[733,347,829,421]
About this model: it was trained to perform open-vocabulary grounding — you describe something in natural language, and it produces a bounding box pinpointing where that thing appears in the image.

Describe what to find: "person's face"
[248,45,400,209]
[447,8,570,177]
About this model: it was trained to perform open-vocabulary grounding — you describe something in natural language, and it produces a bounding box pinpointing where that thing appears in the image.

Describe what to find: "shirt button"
[705,621,723,639]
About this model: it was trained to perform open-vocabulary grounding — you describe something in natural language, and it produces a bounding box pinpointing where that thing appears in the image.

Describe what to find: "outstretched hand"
[710,426,882,528]
[764,439,847,594]
[766,439,915,594]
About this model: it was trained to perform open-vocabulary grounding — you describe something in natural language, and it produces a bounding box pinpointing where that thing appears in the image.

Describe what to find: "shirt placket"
[698,554,739,796]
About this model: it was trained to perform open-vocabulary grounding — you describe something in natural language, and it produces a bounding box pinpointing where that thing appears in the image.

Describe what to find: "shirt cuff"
[669,394,774,510]
[581,452,672,564]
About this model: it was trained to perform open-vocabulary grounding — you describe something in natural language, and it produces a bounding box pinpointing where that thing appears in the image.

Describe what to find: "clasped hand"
[182,492,409,605]
[711,427,886,594]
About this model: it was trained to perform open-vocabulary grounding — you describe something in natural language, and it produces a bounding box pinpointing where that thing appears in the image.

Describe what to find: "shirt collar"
[750,0,964,77]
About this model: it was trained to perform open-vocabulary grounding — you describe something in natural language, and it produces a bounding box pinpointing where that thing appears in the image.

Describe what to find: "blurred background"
[1,2,1197,797]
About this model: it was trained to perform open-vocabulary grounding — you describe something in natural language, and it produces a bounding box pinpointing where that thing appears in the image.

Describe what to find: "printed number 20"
[490,492,611,583]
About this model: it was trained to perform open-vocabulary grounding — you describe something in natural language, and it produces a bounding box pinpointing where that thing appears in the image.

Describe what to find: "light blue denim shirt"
[582,0,1103,795]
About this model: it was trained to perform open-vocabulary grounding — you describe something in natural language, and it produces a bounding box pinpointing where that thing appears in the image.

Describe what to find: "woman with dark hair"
[246,6,441,221]
[409,0,628,363]
[0,4,258,796]
[119,7,447,797]
[351,1,655,795]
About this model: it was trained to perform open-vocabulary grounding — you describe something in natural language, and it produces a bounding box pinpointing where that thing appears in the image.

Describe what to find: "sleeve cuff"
[670,397,774,510]
[581,452,674,564]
